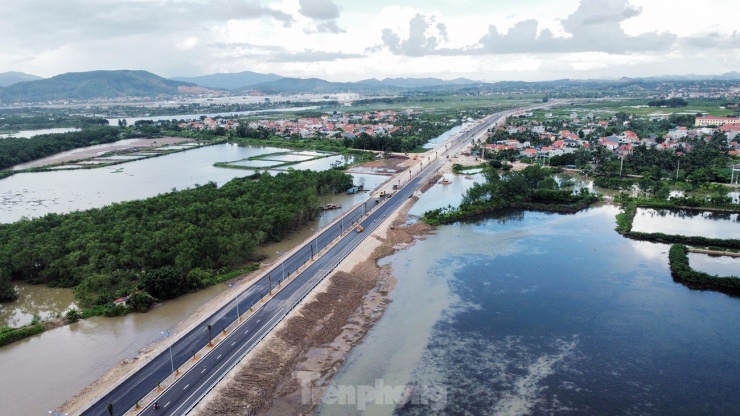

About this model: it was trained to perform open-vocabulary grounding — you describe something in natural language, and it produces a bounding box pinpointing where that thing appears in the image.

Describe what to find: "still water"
[687,252,740,277]
[422,123,472,149]
[319,206,740,415]
[631,208,740,239]
[0,143,375,224]
[0,127,81,139]
[0,284,226,416]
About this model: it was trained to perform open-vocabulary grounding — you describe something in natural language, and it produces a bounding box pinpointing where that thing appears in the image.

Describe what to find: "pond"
[687,252,740,277]
[631,208,740,239]
[0,144,363,224]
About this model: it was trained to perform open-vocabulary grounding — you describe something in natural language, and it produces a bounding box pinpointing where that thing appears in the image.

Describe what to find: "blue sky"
[0,0,738,81]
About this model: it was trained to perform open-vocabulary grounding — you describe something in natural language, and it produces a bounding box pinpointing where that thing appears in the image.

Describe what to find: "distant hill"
[245,77,387,94]
[357,77,478,88]
[0,71,43,87]
[172,71,284,90]
[0,70,208,103]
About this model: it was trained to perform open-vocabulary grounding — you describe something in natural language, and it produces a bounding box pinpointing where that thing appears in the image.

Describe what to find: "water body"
[422,123,472,149]
[0,282,77,328]
[687,252,740,277]
[0,127,81,139]
[319,206,740,415]
[0,284,226,416]
[631,208,740,239]
[0,143,377,224]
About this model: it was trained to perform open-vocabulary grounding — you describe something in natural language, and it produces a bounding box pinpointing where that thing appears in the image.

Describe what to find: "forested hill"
[0,170,354,304]
[0,70,208,103]
[0,71,43,87]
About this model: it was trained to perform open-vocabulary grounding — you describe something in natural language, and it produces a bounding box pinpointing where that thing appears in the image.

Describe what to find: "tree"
[65,308,81,323]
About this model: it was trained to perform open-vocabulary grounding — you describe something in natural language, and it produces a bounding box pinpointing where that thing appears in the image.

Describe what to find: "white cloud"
[0,0,737,81]
[298,0,340,20]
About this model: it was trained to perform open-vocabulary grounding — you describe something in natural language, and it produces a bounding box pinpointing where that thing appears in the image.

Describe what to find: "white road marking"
[201,368,206,374]
[183,384,190,390]
[164,402,170,408]
[217,354,222,359]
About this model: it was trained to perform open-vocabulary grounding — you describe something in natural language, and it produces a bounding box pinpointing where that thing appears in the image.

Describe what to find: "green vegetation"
[615,202,740,250]
[451,163,487,174]
[0,70,196,103]
[0,115,108,132]
[0,169,353,307]
[0,323,45,348]
[668,245,740,295]
[648,98,688,107]
[0,127,122,170]
[424,165,600,225]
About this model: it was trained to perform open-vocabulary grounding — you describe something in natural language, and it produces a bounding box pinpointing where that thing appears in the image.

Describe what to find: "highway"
[78,109,511,416]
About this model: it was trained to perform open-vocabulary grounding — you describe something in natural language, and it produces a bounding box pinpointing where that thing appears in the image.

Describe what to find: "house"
[599,136,620,150]
[521,148,538,158]
[695,116,740,127]
[617,144,633,157]
[667,127,688,140]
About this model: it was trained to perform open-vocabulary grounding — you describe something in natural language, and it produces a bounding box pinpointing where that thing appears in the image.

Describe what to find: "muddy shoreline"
[191,191,435,415]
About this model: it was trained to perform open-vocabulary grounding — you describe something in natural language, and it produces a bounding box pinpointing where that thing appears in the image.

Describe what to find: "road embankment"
[191,195,434,415]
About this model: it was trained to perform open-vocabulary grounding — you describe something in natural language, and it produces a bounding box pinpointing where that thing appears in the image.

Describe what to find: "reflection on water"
[0,127,81,139]
[0,284,227,416]
[320,206,740,415]
[687,252,740,277]
[0,144,369,224]
[631,208,740,239]
[0,282,77,327]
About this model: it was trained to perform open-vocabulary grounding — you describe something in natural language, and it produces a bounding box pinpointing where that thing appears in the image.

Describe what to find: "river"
[317,200,740,414]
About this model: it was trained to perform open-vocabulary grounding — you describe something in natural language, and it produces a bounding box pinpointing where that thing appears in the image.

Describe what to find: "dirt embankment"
[193,201,434,416]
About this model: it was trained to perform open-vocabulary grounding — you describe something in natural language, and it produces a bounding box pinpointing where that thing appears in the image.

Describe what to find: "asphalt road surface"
[79,110,510,416]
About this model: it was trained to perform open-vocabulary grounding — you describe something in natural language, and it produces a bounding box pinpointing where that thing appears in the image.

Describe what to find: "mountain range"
[0,69,738,104]
[0,71,43,87]
[0,70,206,103]
[171,70,283,90]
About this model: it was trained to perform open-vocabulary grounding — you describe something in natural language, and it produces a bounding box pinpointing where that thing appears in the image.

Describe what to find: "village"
[176,109,416,140]
[483,111,740,160]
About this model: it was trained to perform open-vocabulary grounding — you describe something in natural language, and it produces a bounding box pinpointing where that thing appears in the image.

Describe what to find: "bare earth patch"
[191,198,434,416]
[13,136,195,169]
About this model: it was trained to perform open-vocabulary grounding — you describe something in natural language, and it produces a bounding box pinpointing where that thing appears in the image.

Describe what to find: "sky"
[1,0,739,82]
